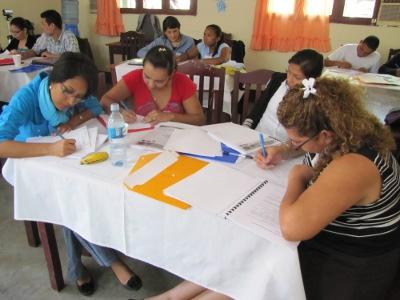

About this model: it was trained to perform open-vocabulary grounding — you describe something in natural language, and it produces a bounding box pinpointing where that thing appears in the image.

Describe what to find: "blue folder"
[181,143,241,163]
[9,64,48,73]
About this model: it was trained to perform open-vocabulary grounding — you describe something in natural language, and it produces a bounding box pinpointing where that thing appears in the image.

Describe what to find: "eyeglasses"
[10,30,22,35]
[289,133,319,151]
[60,83,84,103]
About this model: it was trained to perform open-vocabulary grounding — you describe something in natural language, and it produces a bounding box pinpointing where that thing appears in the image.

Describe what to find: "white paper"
[203,122,275,154]
[123,151,179,188]
[99,114,152,131]
[224,180,298,250]
[163,127,222,157]
[164,162,262,214]
[356,73,400,86]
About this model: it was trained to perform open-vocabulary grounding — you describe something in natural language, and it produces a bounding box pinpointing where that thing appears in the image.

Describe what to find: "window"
[119,0,197,15]
[330,0,381,25]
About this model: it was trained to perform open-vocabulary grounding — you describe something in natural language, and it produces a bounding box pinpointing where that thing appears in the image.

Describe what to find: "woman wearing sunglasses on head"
[277,77,400,300]
[3,17,37,54]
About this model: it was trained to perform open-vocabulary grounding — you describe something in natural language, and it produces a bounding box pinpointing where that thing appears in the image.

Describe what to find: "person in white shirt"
[22,9,79,59]
[324,35,381,73]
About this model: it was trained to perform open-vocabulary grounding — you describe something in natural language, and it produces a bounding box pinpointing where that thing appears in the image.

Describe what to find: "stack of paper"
[27,126,107,159]
[203,122,274,154]
[356,73,400,86]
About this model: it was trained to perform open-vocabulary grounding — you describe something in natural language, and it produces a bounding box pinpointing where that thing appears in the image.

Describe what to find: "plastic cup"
[12,54,22,67]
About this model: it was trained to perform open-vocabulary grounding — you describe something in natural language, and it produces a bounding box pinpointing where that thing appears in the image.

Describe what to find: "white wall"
[2,1,399,73]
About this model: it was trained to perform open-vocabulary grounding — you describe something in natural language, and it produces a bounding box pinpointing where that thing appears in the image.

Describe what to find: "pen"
[259,133,267,157]
[119,101,129,110]
[57,132,66,140]
[223,151,253,159]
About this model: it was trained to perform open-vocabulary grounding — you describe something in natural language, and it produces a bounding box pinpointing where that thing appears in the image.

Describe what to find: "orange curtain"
[251,0,331,52]
[96,0,125,36]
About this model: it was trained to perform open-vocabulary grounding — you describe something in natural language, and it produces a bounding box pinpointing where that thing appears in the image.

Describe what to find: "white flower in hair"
[302,77,317,99]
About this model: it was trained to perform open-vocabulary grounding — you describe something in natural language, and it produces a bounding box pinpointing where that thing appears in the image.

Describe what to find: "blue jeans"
[63,227,118,282]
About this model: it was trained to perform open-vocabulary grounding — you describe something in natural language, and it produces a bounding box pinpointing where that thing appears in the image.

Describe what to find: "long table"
[2,120,306,300]
[0,58,50,102]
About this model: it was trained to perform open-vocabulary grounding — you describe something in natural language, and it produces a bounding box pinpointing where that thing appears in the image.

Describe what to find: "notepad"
[164,163,295,248]
[223,180,297,249]
[164,162,262,214]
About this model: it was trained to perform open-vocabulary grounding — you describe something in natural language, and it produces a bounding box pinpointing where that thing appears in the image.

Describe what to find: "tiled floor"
[0,174,182,300]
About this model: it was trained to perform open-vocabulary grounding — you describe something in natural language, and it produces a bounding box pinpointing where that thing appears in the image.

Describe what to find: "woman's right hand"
[255,145,285,169]
[121,109,137,123]
[49,139,76,157]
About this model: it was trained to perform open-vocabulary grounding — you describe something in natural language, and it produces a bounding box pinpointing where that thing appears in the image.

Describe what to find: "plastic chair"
[231,69,274,124]
[177,60,226,124]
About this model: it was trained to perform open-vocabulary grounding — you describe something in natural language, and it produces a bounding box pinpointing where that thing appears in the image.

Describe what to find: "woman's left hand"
[57,123,73,134]
[144,110,174,125]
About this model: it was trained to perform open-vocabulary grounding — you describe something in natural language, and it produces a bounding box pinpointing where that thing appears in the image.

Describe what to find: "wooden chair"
[231,69,274,124]
[76,37,94,61]
[388,48,400,60]
[177,60,226,124]
[120,31,146,61]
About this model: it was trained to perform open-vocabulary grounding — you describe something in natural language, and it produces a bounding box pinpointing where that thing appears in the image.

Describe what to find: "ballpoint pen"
[259,133,267,157]
[57,132,66,140]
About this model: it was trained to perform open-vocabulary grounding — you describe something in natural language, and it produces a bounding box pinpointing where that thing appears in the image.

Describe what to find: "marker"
[259,133,267,157]
[223,151,253,159]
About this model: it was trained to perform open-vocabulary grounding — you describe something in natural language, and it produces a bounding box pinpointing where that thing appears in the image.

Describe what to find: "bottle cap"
[110,103,120,112]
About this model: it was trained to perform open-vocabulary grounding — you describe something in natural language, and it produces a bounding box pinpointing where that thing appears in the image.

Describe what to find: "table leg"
[37,222,65,291]
[24,221,40,247]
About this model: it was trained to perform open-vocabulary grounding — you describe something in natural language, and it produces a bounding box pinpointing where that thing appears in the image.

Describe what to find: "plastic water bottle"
[108,103,127,166]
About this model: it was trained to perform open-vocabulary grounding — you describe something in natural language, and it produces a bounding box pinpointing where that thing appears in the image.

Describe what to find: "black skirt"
[298,240,400,300]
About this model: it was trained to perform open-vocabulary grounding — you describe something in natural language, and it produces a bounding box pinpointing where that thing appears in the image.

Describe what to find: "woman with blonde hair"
[276,77,400,300]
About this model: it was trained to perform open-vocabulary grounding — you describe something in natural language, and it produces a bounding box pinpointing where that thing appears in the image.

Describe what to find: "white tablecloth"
[0,58,50,102]
[115,61,236,115]
[2,120,306,300]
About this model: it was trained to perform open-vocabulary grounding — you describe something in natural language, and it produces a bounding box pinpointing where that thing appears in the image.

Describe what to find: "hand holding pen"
[119,101,137,123]
[49,131,77,157]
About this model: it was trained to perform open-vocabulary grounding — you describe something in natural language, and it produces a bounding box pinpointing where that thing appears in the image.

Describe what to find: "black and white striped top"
[303,148,400,255]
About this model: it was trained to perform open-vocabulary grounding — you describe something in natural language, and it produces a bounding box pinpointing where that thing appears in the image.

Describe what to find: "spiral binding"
[224,180,269,218]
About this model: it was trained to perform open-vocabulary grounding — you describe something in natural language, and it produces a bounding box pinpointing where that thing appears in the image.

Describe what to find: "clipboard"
[125,153,209,209]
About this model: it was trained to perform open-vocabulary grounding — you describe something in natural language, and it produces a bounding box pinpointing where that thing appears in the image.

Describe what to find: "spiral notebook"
[165,169,295,248]
[224,180,297,249]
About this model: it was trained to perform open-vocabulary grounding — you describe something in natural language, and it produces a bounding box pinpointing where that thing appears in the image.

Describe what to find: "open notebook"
[164,161,296,249]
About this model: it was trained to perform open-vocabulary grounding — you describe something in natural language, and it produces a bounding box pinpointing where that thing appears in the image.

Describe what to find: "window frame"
[120,0,197,15]
[329,0,381,25]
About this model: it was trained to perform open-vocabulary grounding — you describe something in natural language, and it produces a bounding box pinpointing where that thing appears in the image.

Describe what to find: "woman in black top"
[3,17,37,54]
[277,77,400,300]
